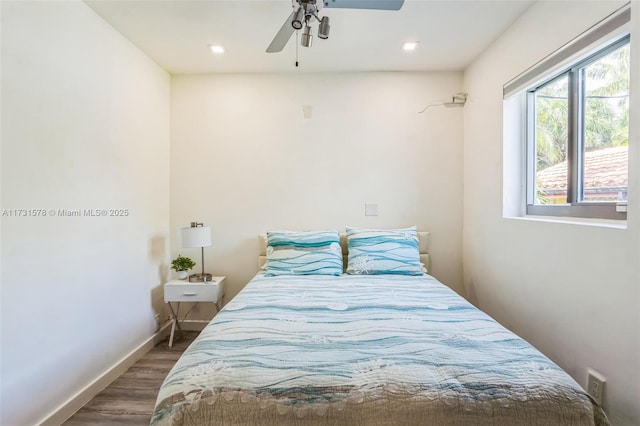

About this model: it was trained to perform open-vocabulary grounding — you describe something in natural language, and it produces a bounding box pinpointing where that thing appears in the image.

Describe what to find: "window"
[527,36,629,220]
[503,6,630,221]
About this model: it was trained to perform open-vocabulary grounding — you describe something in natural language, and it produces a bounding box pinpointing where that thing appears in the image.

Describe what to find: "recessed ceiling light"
[209,45,225,54]
[402,41,419,52]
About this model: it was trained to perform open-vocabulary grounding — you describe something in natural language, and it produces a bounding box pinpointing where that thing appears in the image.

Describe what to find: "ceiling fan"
[266,0,405,53]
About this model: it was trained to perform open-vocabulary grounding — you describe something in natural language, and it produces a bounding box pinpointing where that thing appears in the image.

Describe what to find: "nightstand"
[164,276,226,347]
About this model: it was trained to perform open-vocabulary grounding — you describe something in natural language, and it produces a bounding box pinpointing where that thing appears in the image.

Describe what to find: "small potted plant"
[171,255,196,280]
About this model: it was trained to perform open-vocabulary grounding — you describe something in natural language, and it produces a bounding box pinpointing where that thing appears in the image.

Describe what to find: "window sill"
[505,215,627,230]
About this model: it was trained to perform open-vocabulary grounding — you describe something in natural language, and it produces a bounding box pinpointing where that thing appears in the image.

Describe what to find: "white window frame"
[503,5,630,221]
[526,36,629,220]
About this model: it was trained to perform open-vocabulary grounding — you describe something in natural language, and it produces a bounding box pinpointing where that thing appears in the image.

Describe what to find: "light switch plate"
[365,203,379,216]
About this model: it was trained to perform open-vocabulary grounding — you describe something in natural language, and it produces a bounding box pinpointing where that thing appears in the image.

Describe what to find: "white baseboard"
[38,322,173,426]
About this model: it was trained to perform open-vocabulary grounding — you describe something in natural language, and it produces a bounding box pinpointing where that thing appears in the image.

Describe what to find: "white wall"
[463,2,639,425]
[7,1,635,424]
[0,1,170,424]
[170,72,464,309]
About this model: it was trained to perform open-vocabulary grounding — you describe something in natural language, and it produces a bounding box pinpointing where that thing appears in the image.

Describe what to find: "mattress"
[151,274,609,425]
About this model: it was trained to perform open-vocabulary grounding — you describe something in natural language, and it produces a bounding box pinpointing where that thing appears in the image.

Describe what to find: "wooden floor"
[64,331,198,425]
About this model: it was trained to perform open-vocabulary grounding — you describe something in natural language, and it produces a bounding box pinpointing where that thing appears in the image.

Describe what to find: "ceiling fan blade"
[266,11,296,53]
[323,0,404,10]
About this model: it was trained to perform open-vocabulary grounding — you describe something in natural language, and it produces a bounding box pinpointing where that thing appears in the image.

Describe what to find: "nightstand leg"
[174,302,183,332]
[169,318,176,348]
[167,302,183,348]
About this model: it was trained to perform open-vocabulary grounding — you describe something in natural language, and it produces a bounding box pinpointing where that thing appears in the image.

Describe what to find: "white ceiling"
[85,0,534,74]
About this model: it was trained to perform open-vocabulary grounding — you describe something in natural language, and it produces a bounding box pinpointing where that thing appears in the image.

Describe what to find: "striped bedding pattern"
[151,274,608,426]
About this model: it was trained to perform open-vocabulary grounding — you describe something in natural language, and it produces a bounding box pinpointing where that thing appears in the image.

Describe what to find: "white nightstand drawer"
[164,279,224,303]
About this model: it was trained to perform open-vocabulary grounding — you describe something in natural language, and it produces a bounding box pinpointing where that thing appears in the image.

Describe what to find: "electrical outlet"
[587,368,606,405]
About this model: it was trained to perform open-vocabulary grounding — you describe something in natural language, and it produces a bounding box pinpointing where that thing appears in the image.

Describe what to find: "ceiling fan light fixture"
[267,0,404,55]
[318,16,330,39]
[292,7,305,30]
[301,25,313,47]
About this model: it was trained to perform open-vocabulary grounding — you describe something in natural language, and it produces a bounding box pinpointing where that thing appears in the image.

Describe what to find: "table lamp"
[181,221,212,282]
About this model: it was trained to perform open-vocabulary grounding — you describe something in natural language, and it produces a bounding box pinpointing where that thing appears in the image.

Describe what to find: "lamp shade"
[181,226,211,248]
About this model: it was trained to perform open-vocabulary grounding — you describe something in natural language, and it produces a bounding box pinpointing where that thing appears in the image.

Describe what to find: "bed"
[151,230,608,426]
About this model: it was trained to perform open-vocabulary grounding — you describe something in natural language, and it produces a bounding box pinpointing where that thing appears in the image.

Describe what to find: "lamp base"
[188,273,213,283]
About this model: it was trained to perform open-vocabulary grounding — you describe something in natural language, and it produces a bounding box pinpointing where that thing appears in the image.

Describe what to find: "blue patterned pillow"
[346,226,423,275]
[265,230,343,276]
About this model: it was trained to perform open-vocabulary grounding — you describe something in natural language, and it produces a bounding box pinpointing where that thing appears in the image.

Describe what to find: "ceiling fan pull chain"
[295,31,299,67]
